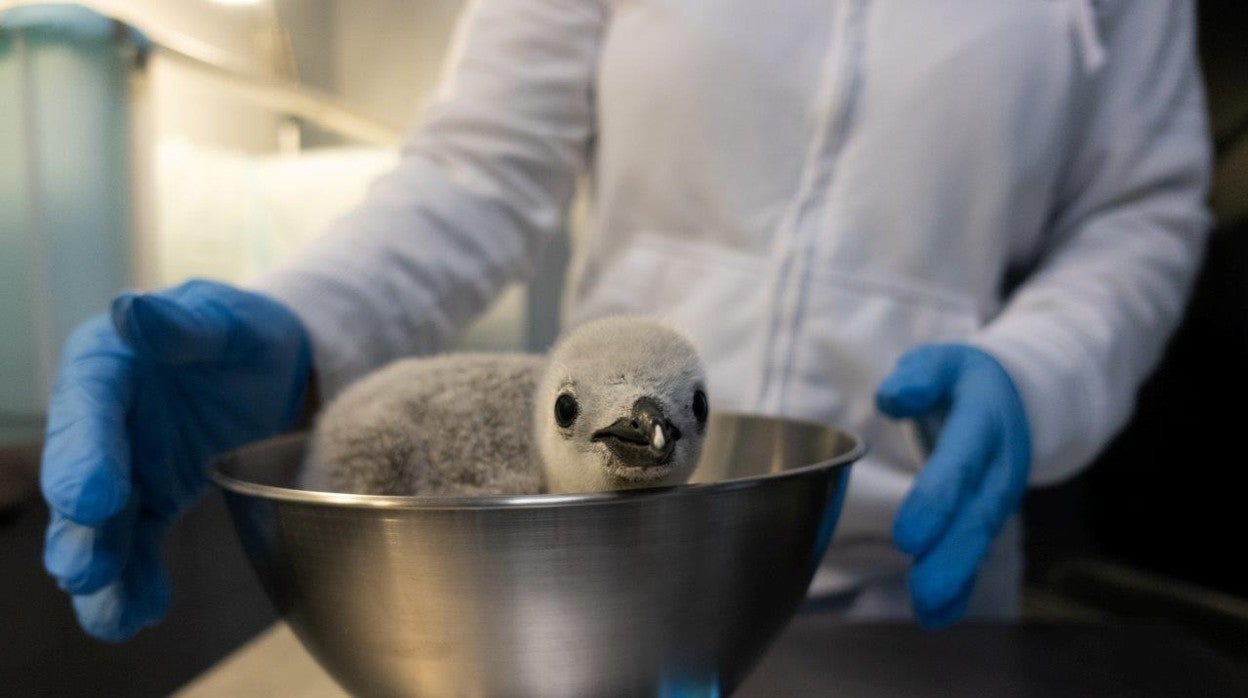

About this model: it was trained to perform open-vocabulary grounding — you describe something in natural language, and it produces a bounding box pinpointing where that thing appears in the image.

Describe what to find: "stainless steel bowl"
[212,413,863,697]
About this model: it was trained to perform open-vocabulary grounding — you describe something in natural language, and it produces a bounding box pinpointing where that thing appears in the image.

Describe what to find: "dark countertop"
[178,614,1248,696]
[738,616,1248,696]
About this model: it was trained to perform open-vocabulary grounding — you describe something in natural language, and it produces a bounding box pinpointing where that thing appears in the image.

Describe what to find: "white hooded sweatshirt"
[259,0,1211,618]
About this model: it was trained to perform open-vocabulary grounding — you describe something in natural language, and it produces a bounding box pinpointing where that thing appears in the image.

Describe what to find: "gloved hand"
[875,344,1030,629]
[41,279,311,641]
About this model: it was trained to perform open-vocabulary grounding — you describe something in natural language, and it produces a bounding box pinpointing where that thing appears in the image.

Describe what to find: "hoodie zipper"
[755,0,870,414]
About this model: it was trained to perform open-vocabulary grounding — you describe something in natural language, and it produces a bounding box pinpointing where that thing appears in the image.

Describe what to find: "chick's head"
[535,317,709,493]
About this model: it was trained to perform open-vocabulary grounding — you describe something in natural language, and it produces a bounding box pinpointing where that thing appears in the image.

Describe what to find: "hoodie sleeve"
[255,0,605,397]
[970,0,1212,486]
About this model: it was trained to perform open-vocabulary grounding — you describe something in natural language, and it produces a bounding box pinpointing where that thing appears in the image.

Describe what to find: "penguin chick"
[300,317,709,496]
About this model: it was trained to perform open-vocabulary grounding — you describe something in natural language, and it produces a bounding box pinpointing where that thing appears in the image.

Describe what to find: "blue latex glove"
[41,280,311,641]
[875,344,1031,629]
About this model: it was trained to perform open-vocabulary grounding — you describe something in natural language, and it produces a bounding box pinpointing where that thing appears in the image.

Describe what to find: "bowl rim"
[210,415,866,511]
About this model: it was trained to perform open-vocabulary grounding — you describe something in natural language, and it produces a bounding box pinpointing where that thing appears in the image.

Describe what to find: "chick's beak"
[591,397,681,466]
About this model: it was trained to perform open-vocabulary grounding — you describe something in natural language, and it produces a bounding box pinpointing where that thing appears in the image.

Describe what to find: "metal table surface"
[178,613,1248,696]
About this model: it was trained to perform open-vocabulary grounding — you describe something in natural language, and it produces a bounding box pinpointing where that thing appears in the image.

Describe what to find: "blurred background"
[0,1,1244,695]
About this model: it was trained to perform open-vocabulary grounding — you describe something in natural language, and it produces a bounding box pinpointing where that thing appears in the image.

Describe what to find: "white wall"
[116,0,267,67]
[329,0,465,131]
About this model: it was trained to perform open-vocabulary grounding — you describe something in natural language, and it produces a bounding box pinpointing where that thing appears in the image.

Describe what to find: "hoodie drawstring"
[1069,0,1106,73]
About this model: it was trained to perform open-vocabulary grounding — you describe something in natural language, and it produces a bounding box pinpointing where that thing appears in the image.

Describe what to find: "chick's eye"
[692,389,709,424]
[554,393,579,428]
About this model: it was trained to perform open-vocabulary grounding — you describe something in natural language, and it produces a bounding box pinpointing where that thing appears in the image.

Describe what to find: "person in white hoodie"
[41,0,1210,641]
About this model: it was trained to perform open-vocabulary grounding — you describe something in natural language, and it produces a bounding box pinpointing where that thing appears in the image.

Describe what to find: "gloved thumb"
[110,282,236,365]
[876,344,964,418]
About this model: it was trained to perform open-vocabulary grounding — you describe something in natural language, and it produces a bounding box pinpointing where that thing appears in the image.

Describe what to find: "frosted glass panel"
[0,18,131,443]
[152,141,396,285]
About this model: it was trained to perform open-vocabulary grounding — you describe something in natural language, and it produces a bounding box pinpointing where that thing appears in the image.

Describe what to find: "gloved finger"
[893,403,998,556]
[40,318,134,526]
[44,502,136,595]
[111,287,234,366]
[969,436,1030,537]
[908,504,992,617]
[875,344,964,418]
[913,575,975,630]
[70,514,171,643]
